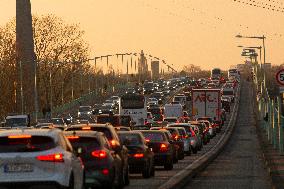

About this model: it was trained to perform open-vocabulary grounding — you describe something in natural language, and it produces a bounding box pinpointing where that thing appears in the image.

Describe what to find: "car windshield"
[6,118,27,127]
[141,132,165,142]
[79,107,91,112]
[51,118,64,125]
[119,134,142,146]
[0,136,55,153]
[223,91,234,95]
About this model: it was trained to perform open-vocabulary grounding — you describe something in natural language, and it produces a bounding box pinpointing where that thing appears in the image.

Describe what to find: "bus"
[119,94,147,125]
[211,68,222,80]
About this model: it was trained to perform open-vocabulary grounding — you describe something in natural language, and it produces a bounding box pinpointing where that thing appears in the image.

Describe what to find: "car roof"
[6,115,28,119]
[168,123,191,127]
[0,129,61,139]
[63,131,102,137]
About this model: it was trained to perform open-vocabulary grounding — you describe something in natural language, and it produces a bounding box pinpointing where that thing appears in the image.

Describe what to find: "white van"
[164,103,183,118]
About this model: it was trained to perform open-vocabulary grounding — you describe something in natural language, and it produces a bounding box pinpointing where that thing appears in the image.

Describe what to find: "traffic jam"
[0,68,240,189]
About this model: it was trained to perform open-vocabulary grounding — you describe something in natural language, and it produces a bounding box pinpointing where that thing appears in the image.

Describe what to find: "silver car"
[0,129,84,189]
[167,123,199,155]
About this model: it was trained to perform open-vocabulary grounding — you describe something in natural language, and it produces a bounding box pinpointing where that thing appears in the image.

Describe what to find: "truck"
[164,103,183,119]
[192,89,222,130]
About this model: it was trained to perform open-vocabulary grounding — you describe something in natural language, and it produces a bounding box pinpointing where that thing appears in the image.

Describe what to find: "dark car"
[150,127,184,160]
[140,130,175,170]
[65,123,130,187]
[118,131,155,178]
[64,131,122,189]
[190,121,210,145]
[148,108,163,122]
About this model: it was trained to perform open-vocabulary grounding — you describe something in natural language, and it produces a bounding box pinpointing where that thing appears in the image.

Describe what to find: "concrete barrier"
[158,84,241,189]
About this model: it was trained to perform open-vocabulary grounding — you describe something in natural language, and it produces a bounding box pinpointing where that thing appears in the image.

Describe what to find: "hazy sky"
[1,0,284,71]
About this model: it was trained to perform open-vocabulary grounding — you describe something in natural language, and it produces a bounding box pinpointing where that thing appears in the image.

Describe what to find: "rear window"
[0,136,55,153]
[141,132,165,142]
[164,119,176,122]
[177,128,186,136]
[67,137,100,150]
[119,134,142,145]
[90,127,113,140]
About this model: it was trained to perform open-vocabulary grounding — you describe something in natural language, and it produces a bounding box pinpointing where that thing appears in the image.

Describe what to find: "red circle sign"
[276,69,284,86]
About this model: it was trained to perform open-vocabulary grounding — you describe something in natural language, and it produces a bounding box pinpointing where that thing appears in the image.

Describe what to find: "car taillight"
[160,143,168,152]
[92,150,107,159]
[8,135,31,139]
[173,134,179,140]
[37,153,64,162]
[133,153,144,158]
[191,131,196,137]
[183,135,189,139]
[145,138,150,143]
[66,136,79,140]
[102,168,109,175]
[110,140,117,147]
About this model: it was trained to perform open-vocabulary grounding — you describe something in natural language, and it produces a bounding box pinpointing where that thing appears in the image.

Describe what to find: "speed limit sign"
[276,69,284,86]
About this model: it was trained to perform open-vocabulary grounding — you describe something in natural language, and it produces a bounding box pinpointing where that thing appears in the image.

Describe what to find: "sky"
[1,0,284,71]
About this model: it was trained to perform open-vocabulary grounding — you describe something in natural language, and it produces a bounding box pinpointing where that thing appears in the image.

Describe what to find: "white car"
[148,98,158,105]
[0,129,84,189]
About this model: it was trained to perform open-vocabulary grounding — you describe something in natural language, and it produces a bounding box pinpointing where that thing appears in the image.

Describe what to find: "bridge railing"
[255,64,284,155]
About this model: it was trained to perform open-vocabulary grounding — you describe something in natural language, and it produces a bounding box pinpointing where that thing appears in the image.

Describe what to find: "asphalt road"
[125,104,233,189]
[183,81,272,189]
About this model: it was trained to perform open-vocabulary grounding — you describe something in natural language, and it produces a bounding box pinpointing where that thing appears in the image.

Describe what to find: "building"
[151,61,160,80]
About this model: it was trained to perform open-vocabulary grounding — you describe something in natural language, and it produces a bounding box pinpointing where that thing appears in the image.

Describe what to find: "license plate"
[4,164,33,173]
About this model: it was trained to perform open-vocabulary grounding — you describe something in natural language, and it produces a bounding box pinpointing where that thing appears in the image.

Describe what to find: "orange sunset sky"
[1,0,284,71]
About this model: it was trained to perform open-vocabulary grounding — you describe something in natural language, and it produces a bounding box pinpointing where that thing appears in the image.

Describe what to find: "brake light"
[66,136,79,140]
[8,135,31,139]
[173,134,179,140]
[92,150,107,159]
[191,131,196,137]
[183,135,189,139]
[133,153,144,158]
[82,126,91,130]
[145,139,150,142]
[110,139,117,147]
[160,143,168,152]
[102,168,109,175]
[37,153,64,162]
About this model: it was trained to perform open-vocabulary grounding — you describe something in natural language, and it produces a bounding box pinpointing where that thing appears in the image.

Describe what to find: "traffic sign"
[276,69,284,86]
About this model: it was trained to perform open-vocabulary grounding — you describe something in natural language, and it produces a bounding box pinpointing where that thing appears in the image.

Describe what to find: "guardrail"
[157,83,241,189]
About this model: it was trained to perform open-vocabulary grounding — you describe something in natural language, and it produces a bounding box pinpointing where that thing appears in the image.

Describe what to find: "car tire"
[164,159,173,170]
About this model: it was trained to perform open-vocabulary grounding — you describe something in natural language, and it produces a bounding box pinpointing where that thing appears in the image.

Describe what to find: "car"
[110,96,120,105]
[65,123,130,187]
[114,126,131,132]
[189,124,203,151]
[140,130,175,170]
[150,127,184,160]
[163,117,179,124]
[148,107,164,122]
[51,117,67,127]
[78,106,93,117]
[35,122,54,128]
[167,123,199,154]
[190,121,210,145]
[118,131,155,178]
[64,131,122,189]
[197,117,217,138]
[0,129,84,189]
[173,127,191,155]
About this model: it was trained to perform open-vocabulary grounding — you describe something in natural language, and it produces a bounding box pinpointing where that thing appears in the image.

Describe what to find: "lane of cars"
[0,75,239,189]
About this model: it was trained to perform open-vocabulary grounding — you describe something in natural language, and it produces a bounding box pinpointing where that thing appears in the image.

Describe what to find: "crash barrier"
[31,83,131,120]
[158,83,241,189]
